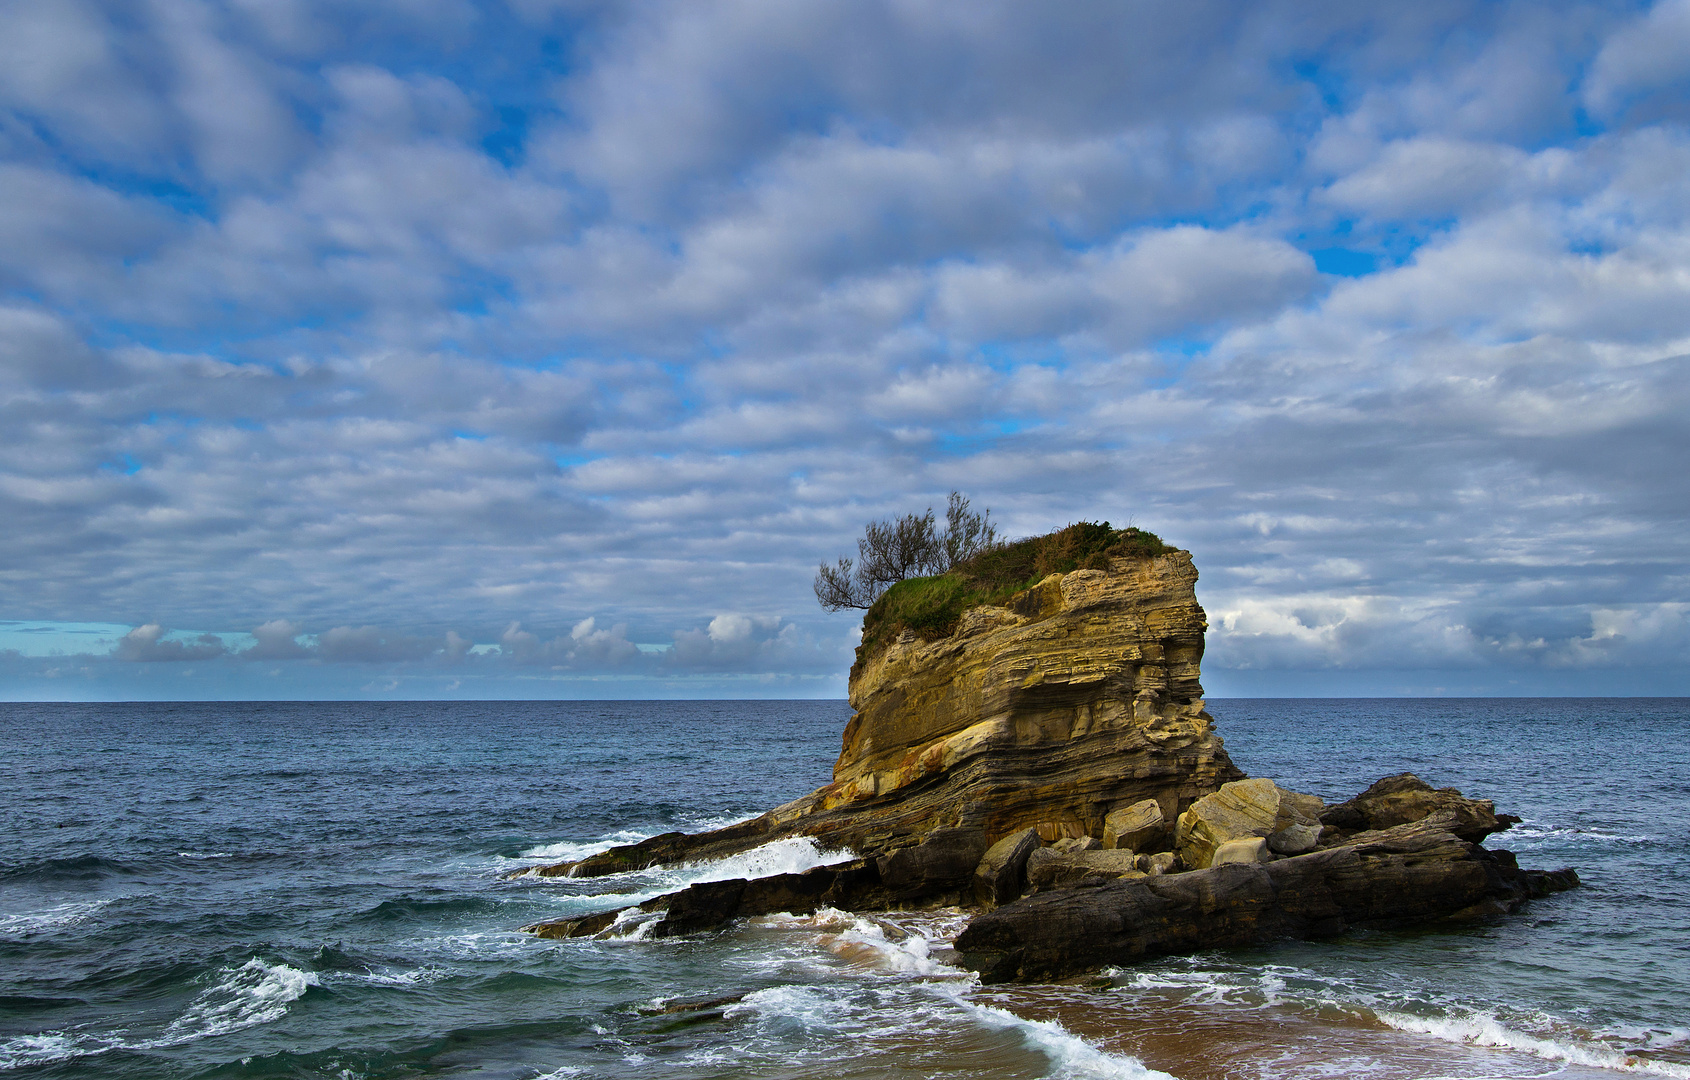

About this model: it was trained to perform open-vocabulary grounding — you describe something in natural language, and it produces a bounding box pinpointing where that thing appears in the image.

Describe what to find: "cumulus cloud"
[113,624,227,662]
[242,619,310,660]
[1585,0,1690,120]
[929,227,1316,346]
[667,613,839,672]
[497,619,642,668]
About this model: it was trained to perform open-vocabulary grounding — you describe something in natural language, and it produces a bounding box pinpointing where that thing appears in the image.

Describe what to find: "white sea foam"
[723,984,855,1033]
[513,813,759,866]
[0,1032,110,1072]
[1595,1026,1690,1054]
[752,907,962,978]
[322,965,447,988]
[1106,962,1300,1010]
[175,851,234,859]
[518,829,656,862]
[718,958,1181,1079]
[679,811,762,833]
[1106,959,1690,1078]
[660,836,854,887]
[945,991,1181,1080]
[598,908,664,941]
[1504,821,1659,846]
[0,958,317,1070]
[539,836,856,918]
[408,929,535,960]
[1377,1010,1690,1078]
[148,959,317,1046]
[0,898,117,936]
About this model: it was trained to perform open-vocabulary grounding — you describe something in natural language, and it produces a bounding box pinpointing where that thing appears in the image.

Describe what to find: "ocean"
[1,698,1685,1079]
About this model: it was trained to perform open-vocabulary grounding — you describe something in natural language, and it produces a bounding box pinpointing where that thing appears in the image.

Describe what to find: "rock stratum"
[514,547,1576,980]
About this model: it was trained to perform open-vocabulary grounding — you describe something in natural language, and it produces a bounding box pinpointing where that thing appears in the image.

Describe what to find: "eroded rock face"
[522,552,1242,876]
[1026,847,1143,890]
[813,553,1241,850]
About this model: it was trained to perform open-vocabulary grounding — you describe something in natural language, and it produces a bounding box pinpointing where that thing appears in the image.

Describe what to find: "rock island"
[516,525,1576,982]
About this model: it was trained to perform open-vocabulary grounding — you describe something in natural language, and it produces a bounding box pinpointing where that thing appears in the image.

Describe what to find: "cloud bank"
[1,1,1687,698]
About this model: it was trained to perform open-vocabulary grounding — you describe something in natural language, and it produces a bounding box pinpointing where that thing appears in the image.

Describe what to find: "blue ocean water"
[0,699,1685,1080]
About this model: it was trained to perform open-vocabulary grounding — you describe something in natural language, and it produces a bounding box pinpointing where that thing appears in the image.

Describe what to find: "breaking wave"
[0,898,119,937]
[1377,1010,1690,1078]
[150,958,318,1047]
[0,958,317,1071]
[954,996,1181,1080]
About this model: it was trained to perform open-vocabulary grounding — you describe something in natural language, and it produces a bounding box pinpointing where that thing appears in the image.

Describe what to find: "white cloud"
[1585,0,1690,118]
[1323,138,1527,220]
[244,618,310,660]
[114,624,227,662]
[1,1,1686,697]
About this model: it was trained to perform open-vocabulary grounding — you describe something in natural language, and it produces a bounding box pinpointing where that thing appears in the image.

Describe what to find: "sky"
[2,0,1688,701]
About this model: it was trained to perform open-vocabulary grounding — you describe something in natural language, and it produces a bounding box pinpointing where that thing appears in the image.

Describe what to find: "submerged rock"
[521,909,624,939]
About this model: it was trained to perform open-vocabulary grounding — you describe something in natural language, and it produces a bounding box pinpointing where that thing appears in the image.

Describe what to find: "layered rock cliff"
[814,551,1241,848]
[521,550,1242,874]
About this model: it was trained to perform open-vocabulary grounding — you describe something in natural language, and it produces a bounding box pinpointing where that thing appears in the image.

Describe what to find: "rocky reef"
[516,545,1576,980]
[953,778,1576,983]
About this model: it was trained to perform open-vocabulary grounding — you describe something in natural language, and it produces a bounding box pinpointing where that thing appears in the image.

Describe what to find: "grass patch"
[855,522,1174,665]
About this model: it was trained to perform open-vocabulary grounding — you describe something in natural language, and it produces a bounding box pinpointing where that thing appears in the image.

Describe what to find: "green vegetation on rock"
[856,521,1174,664]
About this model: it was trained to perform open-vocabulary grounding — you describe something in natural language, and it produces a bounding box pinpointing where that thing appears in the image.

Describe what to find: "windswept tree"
[814,492,999,610]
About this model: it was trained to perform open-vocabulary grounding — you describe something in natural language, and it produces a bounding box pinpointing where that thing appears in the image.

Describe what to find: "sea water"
[1,698,1685,1079]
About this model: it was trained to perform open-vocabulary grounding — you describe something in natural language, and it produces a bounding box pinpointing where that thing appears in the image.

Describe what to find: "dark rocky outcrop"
[973,827,1042,907]
[876,827,989,900]
[522,828,992,940]
[523,909,625,939]
[954,810,1578,983]
[1319,772,1515,842]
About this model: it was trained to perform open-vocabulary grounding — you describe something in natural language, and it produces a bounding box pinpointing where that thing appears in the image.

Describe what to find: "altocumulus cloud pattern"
[1,1,1688,699]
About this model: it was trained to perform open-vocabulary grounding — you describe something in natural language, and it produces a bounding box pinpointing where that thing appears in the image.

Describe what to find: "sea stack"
[520,545,1240,873]
[518,536,1577,977]
[817,550,1240,848]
